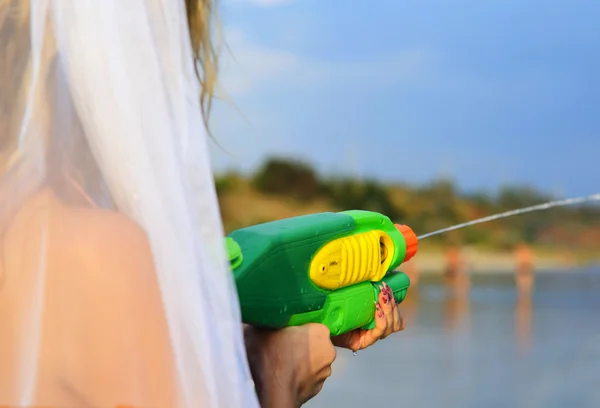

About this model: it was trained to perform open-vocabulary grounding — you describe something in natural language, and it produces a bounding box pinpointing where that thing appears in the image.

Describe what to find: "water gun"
[225,210,418,336]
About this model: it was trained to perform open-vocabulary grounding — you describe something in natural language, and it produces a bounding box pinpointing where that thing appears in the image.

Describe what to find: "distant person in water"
[442,245,470,331]
[514,243,535,296]
[443,245,469,279]
[444,245,463,278]
[514,243,534,353]
[443,245,471,314]
[403,258,420,286]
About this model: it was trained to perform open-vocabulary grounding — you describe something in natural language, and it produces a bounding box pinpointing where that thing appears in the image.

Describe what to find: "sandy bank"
[407,249,591,275]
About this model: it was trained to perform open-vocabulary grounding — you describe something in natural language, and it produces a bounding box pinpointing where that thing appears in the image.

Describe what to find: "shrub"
[253,157,321,199]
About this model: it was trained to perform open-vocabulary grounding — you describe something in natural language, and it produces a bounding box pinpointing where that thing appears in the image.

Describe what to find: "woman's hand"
[243,282,405,406]
[244,323,336,408]
[332,281,406,352]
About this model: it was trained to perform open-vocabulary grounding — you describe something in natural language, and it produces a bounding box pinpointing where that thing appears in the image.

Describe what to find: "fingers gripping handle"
[382,271,412,304]
[361,271,411,330]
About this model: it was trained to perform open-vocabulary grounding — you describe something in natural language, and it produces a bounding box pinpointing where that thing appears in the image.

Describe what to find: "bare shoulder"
[3,189,153,268]
[3,188,160,306]
[57,205,178,406]
[2,192,177,405]
[55,203,162,307]
[61,204,153,264]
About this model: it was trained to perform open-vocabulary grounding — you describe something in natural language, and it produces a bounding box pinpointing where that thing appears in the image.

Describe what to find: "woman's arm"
[242,283,406,407]
[244,323,336,408]
[3,191,403,407]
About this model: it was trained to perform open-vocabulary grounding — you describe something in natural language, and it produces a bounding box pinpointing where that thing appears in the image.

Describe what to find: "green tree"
[253,157,321,199]
[322,178,406,222]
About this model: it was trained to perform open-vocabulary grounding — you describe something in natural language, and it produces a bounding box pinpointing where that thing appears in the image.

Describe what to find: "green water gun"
[225,210,419,336]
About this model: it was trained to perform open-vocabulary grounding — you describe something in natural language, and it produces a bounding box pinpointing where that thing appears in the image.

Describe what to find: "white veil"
[0,1,260,407]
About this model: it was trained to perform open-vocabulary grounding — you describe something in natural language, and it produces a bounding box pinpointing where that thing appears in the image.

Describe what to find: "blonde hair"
[0,1,220,164]
[185,0,221,129]
[0,1,31,175]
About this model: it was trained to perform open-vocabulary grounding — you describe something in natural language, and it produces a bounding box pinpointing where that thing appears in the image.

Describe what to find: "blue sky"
[209,0,599,197]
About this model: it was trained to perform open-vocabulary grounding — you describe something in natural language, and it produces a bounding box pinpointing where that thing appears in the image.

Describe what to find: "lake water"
[307,266,600,408]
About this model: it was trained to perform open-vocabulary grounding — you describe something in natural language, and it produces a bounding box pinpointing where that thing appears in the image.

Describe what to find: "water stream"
[417,193,600,240]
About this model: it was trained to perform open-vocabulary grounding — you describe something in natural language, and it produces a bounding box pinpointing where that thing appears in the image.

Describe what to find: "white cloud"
[210,25,437,174]
[211,27,435,170]
[305,50,435,87]
[225,0,295,7]
[217,27,435,96]
[217,28,299,95]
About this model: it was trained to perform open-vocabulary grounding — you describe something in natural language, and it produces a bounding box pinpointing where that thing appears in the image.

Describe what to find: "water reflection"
[310,266,600,408]
[442,245,471,334]
[515,292,532,354]
[443,276,471,334]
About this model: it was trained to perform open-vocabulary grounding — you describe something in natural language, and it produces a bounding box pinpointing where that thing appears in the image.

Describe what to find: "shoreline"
[406,249,596,275]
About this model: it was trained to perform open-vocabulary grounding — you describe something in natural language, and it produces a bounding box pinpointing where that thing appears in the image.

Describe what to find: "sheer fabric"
[0,1,259,407]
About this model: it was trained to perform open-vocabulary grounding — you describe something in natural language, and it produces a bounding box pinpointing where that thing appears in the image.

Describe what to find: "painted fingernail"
[376,304,384,318]
[383,293,389,304]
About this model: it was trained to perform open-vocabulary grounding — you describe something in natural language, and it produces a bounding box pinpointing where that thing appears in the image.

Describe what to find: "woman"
[0,1,405,407]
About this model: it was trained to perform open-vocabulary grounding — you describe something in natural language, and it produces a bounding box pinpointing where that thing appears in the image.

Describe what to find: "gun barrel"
[395,224,418,263]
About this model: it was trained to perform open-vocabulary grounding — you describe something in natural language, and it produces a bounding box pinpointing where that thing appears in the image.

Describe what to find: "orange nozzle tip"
[395,224,418,263]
